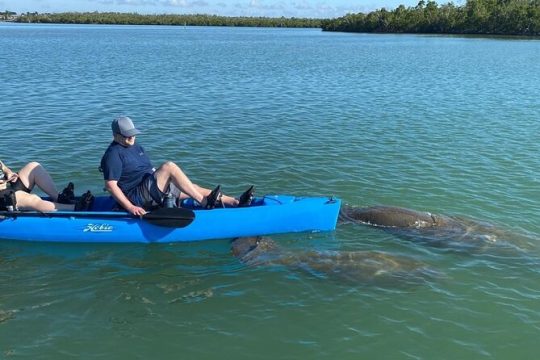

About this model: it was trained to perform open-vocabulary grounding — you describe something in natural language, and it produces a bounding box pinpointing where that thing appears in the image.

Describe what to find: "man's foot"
[238,185,254,207]
[204,185,222,209]
[58,182,75,204]
[75,191,95,211]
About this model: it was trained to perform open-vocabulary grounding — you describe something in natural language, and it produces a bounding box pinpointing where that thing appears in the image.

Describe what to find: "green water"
[1,24,540,359]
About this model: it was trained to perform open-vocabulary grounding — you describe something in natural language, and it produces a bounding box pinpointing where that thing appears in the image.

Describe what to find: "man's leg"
[154,161,206,204]
[154,161,239,206]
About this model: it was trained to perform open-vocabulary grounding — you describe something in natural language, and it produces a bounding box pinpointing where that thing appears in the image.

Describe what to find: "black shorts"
[9,178,31,193]
[127,173,181,210]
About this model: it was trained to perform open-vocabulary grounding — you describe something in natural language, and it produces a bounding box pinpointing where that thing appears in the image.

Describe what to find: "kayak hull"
[0,195,341,243]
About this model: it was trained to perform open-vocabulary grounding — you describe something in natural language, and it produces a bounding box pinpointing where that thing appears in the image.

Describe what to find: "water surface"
[1,24,540,359]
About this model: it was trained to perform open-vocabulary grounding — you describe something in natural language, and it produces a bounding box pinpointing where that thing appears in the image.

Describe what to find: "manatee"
[231,236,439,286]
[339,204,535,253]
[339,205,451,228]
[0,309,15,324]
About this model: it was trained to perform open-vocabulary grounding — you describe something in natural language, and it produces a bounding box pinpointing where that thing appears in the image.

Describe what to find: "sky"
[1,0,460,19]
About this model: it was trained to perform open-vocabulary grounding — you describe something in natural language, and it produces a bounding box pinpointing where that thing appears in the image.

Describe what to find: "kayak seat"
[91,196,118,212]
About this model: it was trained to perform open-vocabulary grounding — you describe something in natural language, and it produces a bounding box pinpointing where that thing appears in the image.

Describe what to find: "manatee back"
[342,205,437,228]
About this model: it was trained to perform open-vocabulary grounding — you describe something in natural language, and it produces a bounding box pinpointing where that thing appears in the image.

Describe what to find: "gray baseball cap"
[111,116,141,137]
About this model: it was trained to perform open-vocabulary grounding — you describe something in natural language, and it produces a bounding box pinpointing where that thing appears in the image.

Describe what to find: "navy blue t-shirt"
[100,142,154,194]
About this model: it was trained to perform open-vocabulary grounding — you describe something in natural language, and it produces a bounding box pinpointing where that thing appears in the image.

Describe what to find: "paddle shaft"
[0,207,195,228]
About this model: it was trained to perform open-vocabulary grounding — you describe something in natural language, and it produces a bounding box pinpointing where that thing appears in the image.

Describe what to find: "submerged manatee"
[0,309,15,324]
[231,236,439,286]
[340,204,535,253]
[339,205,448,228]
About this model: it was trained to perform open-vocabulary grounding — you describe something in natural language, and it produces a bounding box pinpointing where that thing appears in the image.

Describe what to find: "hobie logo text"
[84,224,114,232]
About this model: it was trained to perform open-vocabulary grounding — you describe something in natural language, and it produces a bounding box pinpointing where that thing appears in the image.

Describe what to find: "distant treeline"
[8,1,540,35]
[321,0,540,36]
[2,10,16,19]
[15,12,322,28]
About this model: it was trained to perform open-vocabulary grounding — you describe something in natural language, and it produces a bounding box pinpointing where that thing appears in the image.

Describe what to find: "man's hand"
[129,205,147,216]
[105,180,146,216]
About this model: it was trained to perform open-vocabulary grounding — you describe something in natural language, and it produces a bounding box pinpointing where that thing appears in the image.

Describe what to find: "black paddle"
[0,207,195,228]
[142,207,195,227]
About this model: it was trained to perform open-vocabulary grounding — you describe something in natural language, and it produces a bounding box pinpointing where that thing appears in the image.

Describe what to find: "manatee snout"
[231,236,261,258]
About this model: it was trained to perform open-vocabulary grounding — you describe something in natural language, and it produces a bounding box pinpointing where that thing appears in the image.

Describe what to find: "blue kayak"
[0,195,341,243]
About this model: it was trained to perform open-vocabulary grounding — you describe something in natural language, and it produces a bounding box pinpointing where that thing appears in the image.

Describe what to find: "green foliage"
[321,0,540,36]
[1,10,17,20]
[11,1,540,35]
[15,12,322,28]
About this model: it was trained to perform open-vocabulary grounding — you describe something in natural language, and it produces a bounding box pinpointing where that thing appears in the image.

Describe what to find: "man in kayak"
[100,116,253,216]
[0,160,94,212]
